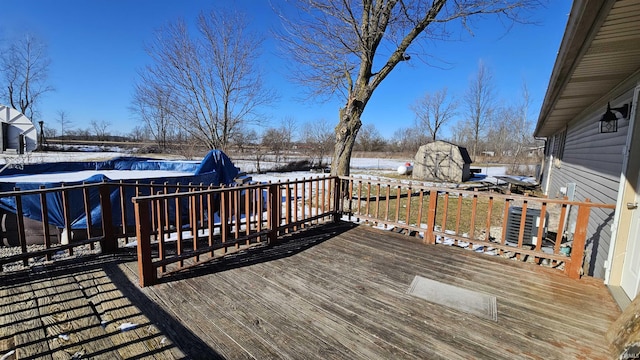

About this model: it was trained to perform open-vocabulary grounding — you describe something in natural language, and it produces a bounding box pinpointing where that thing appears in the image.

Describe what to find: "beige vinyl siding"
[544,92,631,278]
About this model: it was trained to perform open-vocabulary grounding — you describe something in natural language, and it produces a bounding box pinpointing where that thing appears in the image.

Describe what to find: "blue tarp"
[0,150,239,229]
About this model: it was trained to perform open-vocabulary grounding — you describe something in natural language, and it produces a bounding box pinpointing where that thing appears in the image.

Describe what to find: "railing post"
[99,182,117,253]
[134,199,155,287]
[425,189,437,244]
[566,200,591,279]
[268,183,280,244]
[333,177,341,223]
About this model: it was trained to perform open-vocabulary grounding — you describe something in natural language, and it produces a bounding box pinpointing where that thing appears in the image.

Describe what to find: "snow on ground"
[0,150,535,186]
[0,151,129,165]
[0,170,193,182]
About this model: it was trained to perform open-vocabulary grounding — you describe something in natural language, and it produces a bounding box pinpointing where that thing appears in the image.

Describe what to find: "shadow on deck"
[1,221,621,359]
[0,252,218,359]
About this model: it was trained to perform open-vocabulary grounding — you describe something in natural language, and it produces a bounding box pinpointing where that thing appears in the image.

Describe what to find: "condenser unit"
[505,207,548,246]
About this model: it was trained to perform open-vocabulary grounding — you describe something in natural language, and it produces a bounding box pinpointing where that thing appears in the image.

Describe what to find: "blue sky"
[1,0,572,139]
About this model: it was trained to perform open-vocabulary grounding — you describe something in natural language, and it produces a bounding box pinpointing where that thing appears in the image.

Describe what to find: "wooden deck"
[1,222,621,359]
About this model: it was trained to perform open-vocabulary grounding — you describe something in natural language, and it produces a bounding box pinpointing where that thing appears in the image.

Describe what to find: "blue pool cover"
[0,150,239,229]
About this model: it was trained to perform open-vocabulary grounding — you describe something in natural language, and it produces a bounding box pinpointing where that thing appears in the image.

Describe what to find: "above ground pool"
[0,150,239,246]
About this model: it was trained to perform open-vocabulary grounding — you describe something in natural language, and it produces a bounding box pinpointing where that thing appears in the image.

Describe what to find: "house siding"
[541,91,632,278]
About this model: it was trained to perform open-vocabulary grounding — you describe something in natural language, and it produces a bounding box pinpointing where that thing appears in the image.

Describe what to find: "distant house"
[0,105,37,154]
[412,141,472,182]
[534,0,640,306]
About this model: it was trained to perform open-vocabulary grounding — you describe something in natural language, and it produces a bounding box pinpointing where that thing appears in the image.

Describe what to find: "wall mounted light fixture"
[599,102,629,133]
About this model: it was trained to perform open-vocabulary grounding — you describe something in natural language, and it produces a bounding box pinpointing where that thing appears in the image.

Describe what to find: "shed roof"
[534,0,640,137]
[419,141,472,164]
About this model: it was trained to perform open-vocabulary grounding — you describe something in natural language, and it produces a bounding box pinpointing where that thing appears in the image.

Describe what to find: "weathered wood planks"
[122,222,619,359]
[1,222,621,359]
[0,258,185,359]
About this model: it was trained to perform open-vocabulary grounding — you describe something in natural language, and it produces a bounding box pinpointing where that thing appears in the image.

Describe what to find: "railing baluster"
[220,188,228,254]
[405,185,412,229]
[469,190,478,238]
[191,187,199,261]
[82,182,93,248]
[61,184,73,256]
[307,179,312,225]
[207,189,214,255]
[245,185,251,243]
[416,188,424,231]
[394,185,401,224]
[441,192,449,232]
[374,183,381,220]
[357,179,363,220]
[384,184,390,226]
[175,193,183,267]
[234,188,241,247]
[14,188,27,265]
[119,180,127,237]
[155,194,166,273]
[365,180,372,219]
[485,195,493,243]
[39,186,52,261]
[293,180,299,229]
[455,193,462,235]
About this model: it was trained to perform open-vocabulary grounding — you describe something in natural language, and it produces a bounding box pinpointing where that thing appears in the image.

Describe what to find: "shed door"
[621,170,640,299]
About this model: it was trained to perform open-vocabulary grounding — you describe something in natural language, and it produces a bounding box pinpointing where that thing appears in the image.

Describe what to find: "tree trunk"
[331,98,365,176]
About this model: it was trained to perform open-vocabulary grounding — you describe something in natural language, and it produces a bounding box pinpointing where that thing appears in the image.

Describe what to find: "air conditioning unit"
[505,207,548,246]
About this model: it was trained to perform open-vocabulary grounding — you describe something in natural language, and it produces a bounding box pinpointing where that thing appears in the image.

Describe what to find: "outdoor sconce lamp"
[599,102,629,133]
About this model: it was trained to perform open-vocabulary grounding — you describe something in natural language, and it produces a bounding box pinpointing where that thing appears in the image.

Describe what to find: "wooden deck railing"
[0,181,217,272]
[0,175,616,286]
[336,176,616,279]
[131,176,338,286]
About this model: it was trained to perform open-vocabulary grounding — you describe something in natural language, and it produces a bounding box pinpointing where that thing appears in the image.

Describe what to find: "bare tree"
[130,82,175,151]
[129,125,148,142]
[90,119,110,140]
[0,34,53,120]
[44,126,57,140]
[356,123,386,152]
[511,81,535,157]
[463,60,496,161]
[135,9,275,152]
[231,128,258,154]
[279,116,297,160]
[391,126,429,154]
[56,110,72,143]
[278,0,542,176]
[451,118,474,151]
[262,127,287,164]
[301,119,334,167]
[411,87,457,142]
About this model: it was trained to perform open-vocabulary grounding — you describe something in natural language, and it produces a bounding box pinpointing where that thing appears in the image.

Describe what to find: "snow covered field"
[0,151,533,187]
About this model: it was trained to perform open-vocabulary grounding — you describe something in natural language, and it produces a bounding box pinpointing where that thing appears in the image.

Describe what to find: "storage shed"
[412,141,472,182]
[0,105,37,154]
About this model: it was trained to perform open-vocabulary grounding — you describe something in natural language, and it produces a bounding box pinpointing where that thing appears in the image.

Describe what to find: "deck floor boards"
[1,222,621,359]
[0,257,187,359]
